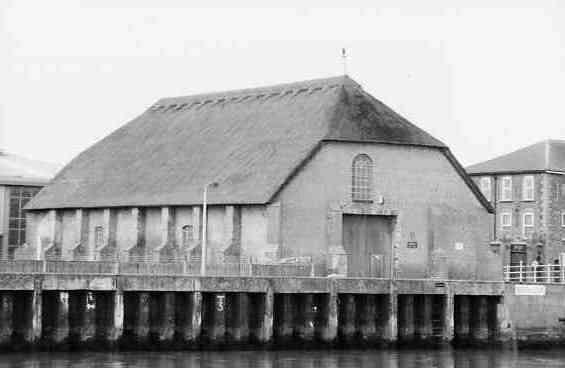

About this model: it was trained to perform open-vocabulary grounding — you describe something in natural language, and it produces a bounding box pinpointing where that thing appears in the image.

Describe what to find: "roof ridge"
[154,75,358,106]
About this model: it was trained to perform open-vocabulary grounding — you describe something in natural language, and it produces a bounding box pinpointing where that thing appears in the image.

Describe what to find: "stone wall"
[471,172,565,265]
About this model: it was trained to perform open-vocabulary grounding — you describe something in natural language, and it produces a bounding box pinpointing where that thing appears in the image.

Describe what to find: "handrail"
[504,263,564,284]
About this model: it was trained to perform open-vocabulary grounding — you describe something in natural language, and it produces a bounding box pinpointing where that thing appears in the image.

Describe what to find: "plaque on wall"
[407,241,418,248]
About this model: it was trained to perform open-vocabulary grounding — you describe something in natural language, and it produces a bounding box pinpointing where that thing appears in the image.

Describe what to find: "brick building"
[467,140,565,267]
[0,150,59,259]
[22,76,496,279]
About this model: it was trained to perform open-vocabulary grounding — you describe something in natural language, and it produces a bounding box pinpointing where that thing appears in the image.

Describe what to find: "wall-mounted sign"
[407,232,417,248]
[455,242,464,251]
[515,284,546,296]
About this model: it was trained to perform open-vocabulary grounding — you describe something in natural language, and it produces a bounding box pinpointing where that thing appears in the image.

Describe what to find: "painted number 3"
[216,295,225,312]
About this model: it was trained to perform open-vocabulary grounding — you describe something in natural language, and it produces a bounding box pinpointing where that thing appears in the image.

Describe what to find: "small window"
[561,212,565,227]
[522,175,534,201]
[500,176,513,201]
[94,226,104,248]
[182,225,193,247]
[523,213,534,239]
[352,154,373,202]
[501,213,512,228]
[479,177,492,201]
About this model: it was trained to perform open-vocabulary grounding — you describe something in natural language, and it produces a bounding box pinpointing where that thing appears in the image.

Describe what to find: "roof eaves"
[441,148,494,213]
[0,178,50,186]
[266,141,325,204]
[321,138,446,149]
[467,169,547,176]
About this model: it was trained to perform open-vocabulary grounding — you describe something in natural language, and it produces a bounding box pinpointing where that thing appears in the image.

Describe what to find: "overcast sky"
[1,1,564,167]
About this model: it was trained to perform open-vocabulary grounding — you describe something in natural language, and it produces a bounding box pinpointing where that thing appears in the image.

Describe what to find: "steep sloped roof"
[467,140,565,175]
[0,150,60,186]
[28,75,489,211]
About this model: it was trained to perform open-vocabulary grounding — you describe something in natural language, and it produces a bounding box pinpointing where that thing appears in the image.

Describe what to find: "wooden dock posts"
[0,277,503,350]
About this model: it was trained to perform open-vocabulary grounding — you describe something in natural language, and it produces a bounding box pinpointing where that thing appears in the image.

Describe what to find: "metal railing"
[0,259,314,277]
[504,262,565,284]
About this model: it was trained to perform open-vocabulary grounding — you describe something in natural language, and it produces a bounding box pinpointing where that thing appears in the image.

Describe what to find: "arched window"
[352,154,373,201]
[182,225,193,247]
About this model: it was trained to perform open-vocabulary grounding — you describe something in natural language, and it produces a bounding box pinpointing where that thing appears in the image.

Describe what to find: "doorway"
[342,214,394,277]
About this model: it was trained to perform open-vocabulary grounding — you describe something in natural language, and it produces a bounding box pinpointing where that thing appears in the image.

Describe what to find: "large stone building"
[23,76,496,279]
[0,150,59,259]
[467,140,565,266]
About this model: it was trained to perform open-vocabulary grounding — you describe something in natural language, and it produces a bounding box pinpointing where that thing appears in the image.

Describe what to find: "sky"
[1,1,564,167]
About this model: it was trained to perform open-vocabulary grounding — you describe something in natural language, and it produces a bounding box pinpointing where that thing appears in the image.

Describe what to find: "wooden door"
[342,214,393,277]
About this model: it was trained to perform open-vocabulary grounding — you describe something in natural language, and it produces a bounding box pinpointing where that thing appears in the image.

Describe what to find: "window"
[94,226,104,248]
[500,176,513,201]
[522,175,534,201]
[479,177,492,201]
[561,212,565,227]
[500,212,512,228]
[523,213,534,239]
[182,225,193,247]
[352,154,373,202]
[7,186,41,247]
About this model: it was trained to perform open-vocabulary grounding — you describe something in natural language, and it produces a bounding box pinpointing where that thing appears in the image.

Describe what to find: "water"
[0,349,564,368]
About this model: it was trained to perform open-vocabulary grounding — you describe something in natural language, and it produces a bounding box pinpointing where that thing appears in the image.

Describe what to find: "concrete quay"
[0,272,505,350]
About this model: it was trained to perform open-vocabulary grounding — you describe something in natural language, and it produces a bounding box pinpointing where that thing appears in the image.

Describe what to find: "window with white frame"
[523,213,534,239]
[479,177,492,201]
[500,176,513,201]
[352,154,373,202]
[522,175,534,201]
[500,212,512,228]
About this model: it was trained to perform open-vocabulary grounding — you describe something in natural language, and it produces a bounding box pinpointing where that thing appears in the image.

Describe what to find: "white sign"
[515,284,546,296]
[454,242,464,250]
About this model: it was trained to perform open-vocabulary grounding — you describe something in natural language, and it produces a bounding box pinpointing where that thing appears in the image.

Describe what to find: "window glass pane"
[10,187,21,197]
[352,154,373,201]
[8,219,19,229]
[8,230,18,245]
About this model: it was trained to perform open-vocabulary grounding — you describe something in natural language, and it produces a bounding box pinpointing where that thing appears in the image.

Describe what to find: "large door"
[342,214,393,277]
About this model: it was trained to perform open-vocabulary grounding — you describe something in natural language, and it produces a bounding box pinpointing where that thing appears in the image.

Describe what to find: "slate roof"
[467,140,565,175]
[0,150,60,186]
[28,76,491,211]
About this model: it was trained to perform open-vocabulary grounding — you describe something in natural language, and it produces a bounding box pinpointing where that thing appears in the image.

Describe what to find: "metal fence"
[0,259,314,277]
[504,262,565,284]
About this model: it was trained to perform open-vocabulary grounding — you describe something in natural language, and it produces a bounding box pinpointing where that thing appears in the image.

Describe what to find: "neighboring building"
[467,140,565,267]
[23,76,496,279]
[0,150,60,259]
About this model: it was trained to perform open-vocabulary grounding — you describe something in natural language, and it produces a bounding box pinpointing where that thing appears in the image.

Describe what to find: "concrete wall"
[274,142,494,280]
[0,186,7,257]
[503,283,565,344]
[22,204,270,263]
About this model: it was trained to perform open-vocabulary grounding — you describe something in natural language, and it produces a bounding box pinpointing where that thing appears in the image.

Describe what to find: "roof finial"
[341,48,348,76]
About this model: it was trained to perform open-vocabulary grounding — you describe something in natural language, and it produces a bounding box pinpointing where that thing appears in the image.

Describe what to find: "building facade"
[467,140,565,266]
[22,76,497,279]
[0,150,59,259]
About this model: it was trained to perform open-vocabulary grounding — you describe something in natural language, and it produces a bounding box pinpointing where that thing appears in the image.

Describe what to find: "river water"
[0,349,564,368]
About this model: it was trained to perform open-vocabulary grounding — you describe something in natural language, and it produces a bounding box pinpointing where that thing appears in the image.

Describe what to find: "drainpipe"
[493,176,498,241]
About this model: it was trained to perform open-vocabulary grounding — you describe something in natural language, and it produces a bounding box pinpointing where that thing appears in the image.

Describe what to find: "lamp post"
[201,182,219,276]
